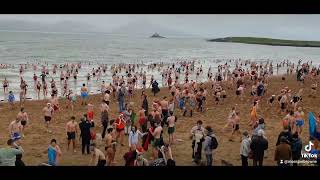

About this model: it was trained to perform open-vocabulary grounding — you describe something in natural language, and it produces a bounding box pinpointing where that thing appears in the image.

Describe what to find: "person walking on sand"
[43,103,54,133]
[203,126,218,166]
[151,122,163,159]
[167,114,176,145]
[160,96,169,125]
[80,83,89,106]
[248,101,258,128]
[36,80,41,99]
[223,106,236,132]
[8,117,23,139]
[240,131,251,166]
[43,81,48,99]
[66,116,78,153]
[229,111,241,142]
[101,108,109,139]
[294,107,304,135]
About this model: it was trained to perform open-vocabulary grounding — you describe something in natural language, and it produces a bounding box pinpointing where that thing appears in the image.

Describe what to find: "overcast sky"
[0,14,319,40]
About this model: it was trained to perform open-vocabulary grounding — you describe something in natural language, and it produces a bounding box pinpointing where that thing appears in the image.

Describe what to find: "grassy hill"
[207,37,320,47]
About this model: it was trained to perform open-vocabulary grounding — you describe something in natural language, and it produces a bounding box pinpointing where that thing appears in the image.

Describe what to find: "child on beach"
[8,91,15,109]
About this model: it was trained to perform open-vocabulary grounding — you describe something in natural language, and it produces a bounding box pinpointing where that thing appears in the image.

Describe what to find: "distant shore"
[207,37,320,48]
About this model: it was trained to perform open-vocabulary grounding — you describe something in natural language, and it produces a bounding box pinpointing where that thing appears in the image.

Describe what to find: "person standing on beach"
[3,77,9,94]
[66,116,78,152]
[43,103,54,133]
[250,129,268,166]
[8,91,15,109]
[190,120,205,164]
[240,131,251,166]
[203,126,218,166]
[115,113,126,146]
[81,83,89,105]
[142,94,148,117]
[151,80,160,96]
[128,125,147,148]
[79,116,91,155]
[117,84,126,112]
[101,108,109,139]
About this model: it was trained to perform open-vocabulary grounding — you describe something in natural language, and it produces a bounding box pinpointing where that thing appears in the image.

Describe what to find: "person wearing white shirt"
[240,131,251,166]
[128,126,147,148]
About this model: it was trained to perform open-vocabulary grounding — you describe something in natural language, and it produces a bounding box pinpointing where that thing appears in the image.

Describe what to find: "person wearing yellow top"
[248,101,258,128]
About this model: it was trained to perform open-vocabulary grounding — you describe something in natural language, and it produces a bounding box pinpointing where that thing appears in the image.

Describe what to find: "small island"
[207,37,320,48]
[150,33,165,38]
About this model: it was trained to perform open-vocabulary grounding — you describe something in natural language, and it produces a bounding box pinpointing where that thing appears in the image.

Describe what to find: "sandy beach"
[0,73,318,166]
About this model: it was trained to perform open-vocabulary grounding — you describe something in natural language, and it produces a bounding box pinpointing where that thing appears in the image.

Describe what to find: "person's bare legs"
[120,131,124,146]
[67,139,71,151]
[72,139,76,152]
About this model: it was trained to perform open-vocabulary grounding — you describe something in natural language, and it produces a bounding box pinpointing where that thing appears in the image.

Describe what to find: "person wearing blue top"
[48,139,62,166]
[8,91,15,109]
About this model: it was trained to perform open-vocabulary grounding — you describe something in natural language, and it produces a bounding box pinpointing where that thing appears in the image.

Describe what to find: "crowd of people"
[0,58,320,166]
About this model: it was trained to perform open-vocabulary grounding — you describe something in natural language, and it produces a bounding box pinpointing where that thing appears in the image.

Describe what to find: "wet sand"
[0,74,318,166]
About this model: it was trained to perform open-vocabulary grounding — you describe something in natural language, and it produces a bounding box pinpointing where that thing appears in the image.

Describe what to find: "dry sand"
[0,74,318,166]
